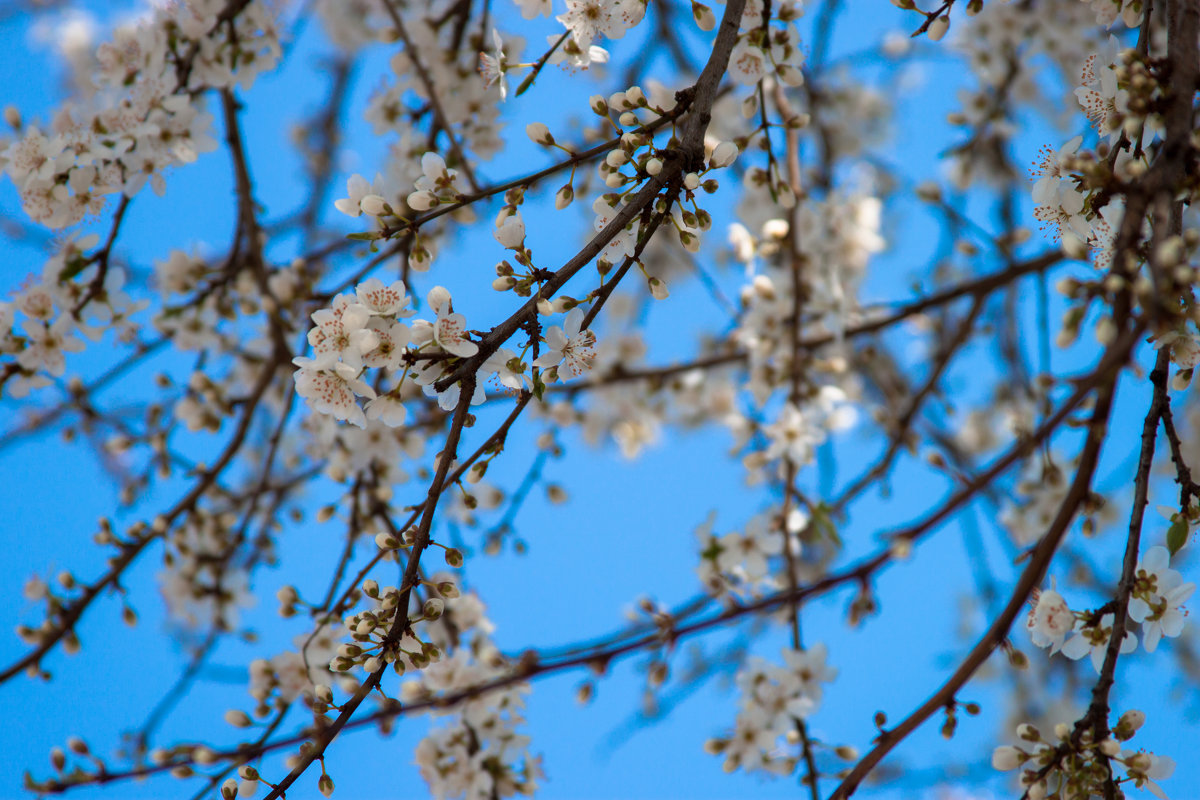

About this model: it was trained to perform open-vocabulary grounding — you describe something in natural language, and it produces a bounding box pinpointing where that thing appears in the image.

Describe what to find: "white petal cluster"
[405,594,541,800]
[556,0,645,51]
[733,198,881,405]
[0,2,279,228]
[1025,582,1076,655]
[1128,546,1196,652]
[723,1,806,87]
[0,235,146,397]
[1020,546,1193,672]
[532,308,596,381]
[294,280,534,424]
[994,716,1175,800]
[707,645,837,775]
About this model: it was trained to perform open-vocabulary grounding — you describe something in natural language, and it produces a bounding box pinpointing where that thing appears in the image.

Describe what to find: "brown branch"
[261,374,478,800]
[1073,349,1169,780]
[0,350,287,685]
[558,250,1062,394]
[826,327,1136,800]
[378,0,480,193]
[46,329,1137,793]
[432,0,748,395]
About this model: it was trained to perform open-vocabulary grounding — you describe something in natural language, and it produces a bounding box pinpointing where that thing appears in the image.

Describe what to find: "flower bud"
[494,215,526,249]
[222,779,239,800]
[928,15,949,40]
[710,141,739,169]
[360,194,390,216]
[778,65,804,86]
[526,122,553,145]
[992,745,1023,771]
[225,709,252,728]
[555,184,574,209]
[692,1,716,30]
[589,95,608,116]
[407,190,437,211]
[1118,709,1146,736]
[318,773,334,798]
[606,149,628,167]
[423,598,444,619]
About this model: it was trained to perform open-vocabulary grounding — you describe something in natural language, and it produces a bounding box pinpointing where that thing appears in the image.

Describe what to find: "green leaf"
[700,539,723,562]
[810,503,842,548]
[1167,518,1188,556]
[58,255,91,282]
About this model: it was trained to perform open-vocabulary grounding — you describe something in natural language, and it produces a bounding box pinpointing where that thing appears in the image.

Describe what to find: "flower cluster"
[993,712,1174,799]
[730,197,882,405]
[696,510,794,593]
[1025,547,1195,671]
[724,0,806,87]
[247,622,347,711]
[705,644,837,775]
[158,510,257,631]
[293,273,608,426]
[1127,546,1196,652]
[402,590,541,800]
[0,1,280,228]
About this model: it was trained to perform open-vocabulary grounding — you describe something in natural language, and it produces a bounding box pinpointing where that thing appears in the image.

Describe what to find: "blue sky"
[1,2,1197,800]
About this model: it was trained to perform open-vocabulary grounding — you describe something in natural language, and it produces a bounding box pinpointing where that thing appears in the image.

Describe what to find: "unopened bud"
[224,709,252,728]
[692,1,716,30]
[359,194,390,216]
[927,15,949,40]
[555,184,574,209]
[526,122,553,145]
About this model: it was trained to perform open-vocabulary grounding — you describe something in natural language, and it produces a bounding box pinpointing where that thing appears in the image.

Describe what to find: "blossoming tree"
[2,0,1199,798]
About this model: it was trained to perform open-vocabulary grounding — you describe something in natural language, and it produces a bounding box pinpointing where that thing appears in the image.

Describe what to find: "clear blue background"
[0,2,1197,800]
